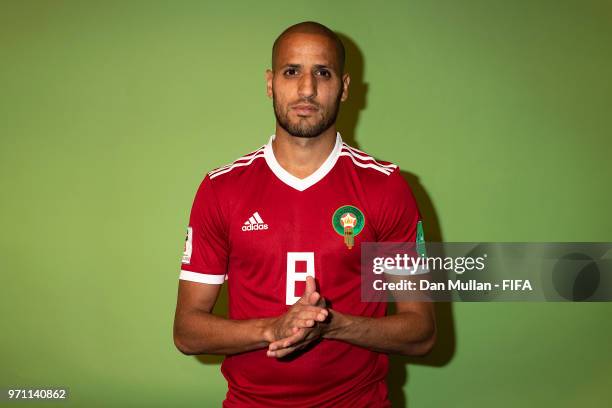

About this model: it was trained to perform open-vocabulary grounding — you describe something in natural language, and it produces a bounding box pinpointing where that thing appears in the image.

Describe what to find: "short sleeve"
[376,168,422,243]
[179,175,229,284]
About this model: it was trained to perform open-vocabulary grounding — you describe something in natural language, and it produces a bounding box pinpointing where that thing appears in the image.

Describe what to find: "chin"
[285,125,324,138]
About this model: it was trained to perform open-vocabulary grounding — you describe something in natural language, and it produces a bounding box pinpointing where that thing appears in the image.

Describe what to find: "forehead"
[274,33,340,69]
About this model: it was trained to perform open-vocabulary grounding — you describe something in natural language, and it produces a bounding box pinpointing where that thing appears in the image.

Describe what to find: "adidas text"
[242,223,269,231]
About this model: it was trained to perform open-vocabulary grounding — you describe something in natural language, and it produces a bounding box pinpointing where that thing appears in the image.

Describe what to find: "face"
[266,33,350,138]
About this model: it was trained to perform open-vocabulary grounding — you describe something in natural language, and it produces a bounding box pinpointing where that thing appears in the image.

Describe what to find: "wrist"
[258,317,277,344]
[322,309,350,340]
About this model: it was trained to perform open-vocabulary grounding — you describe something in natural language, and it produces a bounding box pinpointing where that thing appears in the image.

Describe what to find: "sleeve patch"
[181,226,193,264]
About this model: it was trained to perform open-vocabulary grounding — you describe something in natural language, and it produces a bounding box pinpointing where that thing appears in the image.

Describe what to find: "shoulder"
[338,142,416,206]
[191,144,267,203]
[338,141,400,179]
[207,144,267,182]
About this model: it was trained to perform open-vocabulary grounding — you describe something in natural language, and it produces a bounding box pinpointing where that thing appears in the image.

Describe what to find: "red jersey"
[179,132,421,407]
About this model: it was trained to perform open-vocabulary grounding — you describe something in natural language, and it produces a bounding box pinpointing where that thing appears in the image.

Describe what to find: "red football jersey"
[179,132,421,408]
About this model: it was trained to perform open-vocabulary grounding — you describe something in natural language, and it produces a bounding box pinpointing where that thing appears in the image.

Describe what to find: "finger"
[268,345,296,358]
[301,305,328,317]
[293,312,327,326]
[305,275,316,294]
[269,328,306,351]
[296,310,327,323]
[298,276,317,304]
[308,290,320,306]
[269,332,319,358]
[276,308,324,339]
[295,318,315,328]
[290,306,325,322]
[296,307,326,319]
[309,292,327,310]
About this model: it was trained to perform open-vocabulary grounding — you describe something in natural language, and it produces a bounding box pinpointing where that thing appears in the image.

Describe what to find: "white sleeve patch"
[181,226,193,264]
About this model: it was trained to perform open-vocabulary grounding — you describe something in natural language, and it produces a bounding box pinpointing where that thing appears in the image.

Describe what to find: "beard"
[272,89,343,138]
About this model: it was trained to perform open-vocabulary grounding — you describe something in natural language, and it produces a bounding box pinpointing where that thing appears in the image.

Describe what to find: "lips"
[292,104,319,115]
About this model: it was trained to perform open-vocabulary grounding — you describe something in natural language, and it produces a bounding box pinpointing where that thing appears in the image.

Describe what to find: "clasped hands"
[264,276,329,358]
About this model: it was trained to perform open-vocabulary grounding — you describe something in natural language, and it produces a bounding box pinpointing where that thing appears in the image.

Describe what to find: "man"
[173,21,436,407]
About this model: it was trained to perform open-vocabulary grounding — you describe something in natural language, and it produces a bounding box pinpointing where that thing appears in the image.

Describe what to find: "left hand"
[266,323,325,358]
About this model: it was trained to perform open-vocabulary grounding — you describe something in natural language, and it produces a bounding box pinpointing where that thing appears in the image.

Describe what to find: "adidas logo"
[242,211,269,231]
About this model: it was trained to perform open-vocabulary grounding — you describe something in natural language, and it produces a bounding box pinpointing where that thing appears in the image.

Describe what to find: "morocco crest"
[332,205,365,249]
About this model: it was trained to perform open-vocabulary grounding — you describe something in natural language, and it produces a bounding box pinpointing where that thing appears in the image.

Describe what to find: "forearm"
[174,310,273,355]
[323,309,436,356]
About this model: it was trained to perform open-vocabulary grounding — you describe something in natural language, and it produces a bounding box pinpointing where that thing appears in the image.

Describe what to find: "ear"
[340,73,350,102]
[265,69,274,99]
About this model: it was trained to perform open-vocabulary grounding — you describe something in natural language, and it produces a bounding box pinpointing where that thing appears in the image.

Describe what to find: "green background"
[1,0,611,406]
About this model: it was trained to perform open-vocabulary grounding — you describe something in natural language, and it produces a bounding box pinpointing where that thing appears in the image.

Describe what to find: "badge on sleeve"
[181,226,193,264]
[416,220,426,257]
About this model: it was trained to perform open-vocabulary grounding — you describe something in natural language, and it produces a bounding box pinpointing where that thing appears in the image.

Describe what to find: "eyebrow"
[281,63,334,70]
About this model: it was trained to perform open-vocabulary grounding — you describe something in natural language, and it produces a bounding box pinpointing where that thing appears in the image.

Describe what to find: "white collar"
[263,132,343,191]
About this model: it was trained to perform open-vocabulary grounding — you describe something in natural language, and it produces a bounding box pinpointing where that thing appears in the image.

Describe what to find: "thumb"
[305,276,323,306]
[304,276,316,295]
[308,290,321,306]
[298,276,317,304]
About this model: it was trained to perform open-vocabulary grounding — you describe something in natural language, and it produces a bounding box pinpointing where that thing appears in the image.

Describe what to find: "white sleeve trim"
[180,270,226,284]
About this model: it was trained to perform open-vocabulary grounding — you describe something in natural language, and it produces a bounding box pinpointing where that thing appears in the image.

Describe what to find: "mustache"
[289,99,321,109]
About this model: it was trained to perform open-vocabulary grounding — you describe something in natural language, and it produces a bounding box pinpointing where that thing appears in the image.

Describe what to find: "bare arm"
[173,280,268,355]
[322,301,436,356]
[267,300,436,357]
[173,279,328,355]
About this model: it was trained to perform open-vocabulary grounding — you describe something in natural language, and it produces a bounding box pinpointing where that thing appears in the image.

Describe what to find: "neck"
[272,125,338,179]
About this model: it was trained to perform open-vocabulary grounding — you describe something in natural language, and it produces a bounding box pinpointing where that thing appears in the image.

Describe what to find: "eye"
[284,68,298,77]
[316,69,331,78]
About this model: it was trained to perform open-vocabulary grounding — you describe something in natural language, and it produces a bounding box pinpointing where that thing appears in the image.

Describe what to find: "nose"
[298,72,317,99]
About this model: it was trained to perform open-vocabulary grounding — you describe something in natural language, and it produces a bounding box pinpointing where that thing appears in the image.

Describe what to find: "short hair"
[272,21,346,73]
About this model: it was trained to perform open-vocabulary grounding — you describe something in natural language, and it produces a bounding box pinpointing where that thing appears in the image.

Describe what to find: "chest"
[225,172,378,305]
[229,175,375,253]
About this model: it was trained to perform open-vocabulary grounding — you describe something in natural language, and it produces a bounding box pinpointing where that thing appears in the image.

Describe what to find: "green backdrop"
[1,1,611,406]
